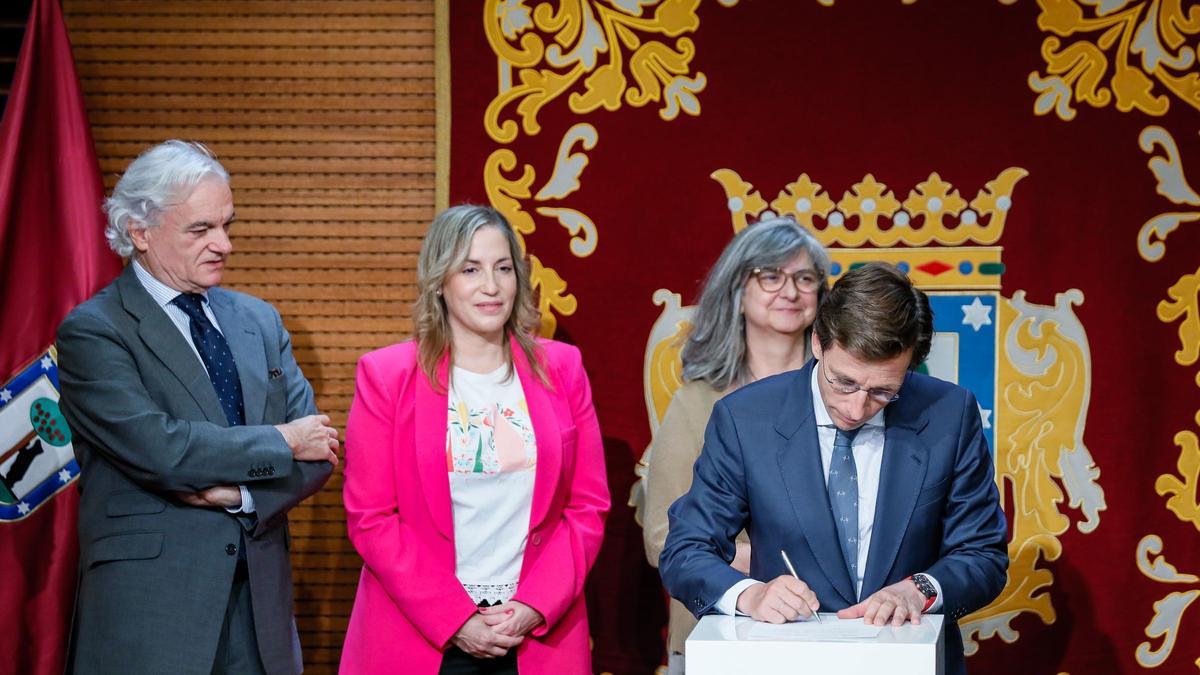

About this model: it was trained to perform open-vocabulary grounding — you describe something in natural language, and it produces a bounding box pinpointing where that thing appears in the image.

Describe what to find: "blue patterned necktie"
[828,426,862,598]
[170,293,245,427]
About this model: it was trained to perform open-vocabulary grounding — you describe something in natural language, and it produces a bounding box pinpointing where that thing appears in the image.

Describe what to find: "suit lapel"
[861,396,930,596]
[775,362,859,606]
[208,290,268,426]
[117,267,226,425]
[415,356,455,540]
[514,342,560,531]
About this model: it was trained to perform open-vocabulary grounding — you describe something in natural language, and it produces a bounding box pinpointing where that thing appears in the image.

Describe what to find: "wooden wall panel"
[63,1,436,670]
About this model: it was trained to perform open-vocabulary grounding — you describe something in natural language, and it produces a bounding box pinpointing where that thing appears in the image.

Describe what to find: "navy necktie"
[171,293,245,427]
[828,426,862,598]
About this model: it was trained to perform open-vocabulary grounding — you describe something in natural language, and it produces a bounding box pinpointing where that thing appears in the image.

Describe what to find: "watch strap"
[908,574,937,612]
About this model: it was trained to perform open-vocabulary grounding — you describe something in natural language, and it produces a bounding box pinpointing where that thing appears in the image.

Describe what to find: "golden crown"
[711,167,1027,291]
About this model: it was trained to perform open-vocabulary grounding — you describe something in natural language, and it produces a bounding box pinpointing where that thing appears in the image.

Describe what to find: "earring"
[436,289,442,296]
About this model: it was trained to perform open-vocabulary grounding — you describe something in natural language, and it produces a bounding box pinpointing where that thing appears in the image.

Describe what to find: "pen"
[780,549,822,623]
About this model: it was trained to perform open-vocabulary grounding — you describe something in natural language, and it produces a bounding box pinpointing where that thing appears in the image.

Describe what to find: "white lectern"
[686,614,944,675]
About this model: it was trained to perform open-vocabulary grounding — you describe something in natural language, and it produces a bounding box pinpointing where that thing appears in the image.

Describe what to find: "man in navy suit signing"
[660,262,1007,675]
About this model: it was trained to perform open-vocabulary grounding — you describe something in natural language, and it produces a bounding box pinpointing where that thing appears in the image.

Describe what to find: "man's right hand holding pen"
[734,551,823,624]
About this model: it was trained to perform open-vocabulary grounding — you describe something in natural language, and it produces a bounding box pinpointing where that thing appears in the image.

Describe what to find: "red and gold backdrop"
[447,1,1200,673]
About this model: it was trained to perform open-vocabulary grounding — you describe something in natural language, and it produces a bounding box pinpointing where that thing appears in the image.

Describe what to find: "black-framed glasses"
[819,358,902,404]
[751,267,821,294]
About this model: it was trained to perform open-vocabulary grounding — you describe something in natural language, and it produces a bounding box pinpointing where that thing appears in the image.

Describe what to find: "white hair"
[103,140,230,257]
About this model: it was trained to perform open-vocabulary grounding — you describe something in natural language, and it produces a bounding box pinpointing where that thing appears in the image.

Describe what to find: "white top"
[717,366,942,613]
[447,364,538,604]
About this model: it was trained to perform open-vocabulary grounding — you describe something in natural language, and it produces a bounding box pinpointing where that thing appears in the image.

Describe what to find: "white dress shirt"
[132,260,255,514]
[715,366,942,614]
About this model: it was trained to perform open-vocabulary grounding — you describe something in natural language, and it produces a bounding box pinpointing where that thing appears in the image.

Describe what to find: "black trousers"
[438,646,518,675]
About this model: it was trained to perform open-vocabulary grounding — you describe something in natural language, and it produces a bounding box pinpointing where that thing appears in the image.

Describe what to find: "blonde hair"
[414,205,545,390]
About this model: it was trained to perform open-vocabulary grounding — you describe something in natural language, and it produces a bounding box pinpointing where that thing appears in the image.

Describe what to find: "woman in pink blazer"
[340,205,610,674]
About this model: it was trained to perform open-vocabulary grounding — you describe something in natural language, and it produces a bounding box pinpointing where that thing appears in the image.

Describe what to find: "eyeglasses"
[819,358,902,404]
[751,267,822,294]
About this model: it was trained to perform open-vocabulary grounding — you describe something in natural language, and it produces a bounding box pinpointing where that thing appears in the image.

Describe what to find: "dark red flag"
[0,0,120,672]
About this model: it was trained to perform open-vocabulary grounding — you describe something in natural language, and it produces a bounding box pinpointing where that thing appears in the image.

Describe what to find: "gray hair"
[103,140,230,257]
[681,216,831,389]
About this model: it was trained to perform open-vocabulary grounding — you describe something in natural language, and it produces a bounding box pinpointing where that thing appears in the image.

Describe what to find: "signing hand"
[735,575,820,624]
[175,484,242,508]
[275,414,339,465]
[450,613,523,658]
[837,578,926,626]
[478,600,544,637]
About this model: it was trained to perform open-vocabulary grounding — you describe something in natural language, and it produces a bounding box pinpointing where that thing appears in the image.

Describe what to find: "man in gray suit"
[57,141,339,675]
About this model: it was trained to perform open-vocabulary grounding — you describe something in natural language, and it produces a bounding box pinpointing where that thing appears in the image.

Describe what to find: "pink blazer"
[339,338,610,674]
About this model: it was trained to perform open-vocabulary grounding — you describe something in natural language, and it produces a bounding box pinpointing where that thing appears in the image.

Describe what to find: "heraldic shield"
[633,167,1102,656]
[0,348,78,521]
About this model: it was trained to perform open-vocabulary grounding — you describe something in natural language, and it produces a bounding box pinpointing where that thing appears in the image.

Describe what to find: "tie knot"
[835,426,861,447]
[171,292,207,320]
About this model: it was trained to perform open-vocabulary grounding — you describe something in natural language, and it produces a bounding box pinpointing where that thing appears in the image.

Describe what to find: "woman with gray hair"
[341,205,609,674]
[642,216,829,674]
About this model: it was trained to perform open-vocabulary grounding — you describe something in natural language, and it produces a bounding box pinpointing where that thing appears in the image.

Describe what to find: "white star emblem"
[59,469,72,483]
[0,388,11,403]
[17,502,31,515]
[40,356,53,370]
[961,297,993,332]
[978,404,993,430]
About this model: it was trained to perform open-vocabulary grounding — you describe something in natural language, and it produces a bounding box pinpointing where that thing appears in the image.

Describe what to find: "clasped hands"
[450,601,544,659]
[736,575,927,626]
[176,414,341,508]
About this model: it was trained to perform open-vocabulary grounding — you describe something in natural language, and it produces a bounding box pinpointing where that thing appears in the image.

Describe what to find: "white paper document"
[736,615,883,641]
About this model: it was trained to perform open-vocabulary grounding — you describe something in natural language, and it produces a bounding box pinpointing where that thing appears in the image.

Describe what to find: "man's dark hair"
[813,262,933,367]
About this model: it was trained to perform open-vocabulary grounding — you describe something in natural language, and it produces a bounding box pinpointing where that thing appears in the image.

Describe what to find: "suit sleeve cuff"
[224,484,256,514]
[716,579,761,616]
[924,574,944,613]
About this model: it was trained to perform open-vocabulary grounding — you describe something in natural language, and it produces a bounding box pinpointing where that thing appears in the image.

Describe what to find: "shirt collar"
[809,361,886,430]
[132,259,209,309]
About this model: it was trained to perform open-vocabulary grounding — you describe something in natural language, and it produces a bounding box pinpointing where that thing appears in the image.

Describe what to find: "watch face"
[912,574,936,599]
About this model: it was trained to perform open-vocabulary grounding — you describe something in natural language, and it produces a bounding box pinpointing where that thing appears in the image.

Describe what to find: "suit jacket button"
[225,543,237,556]
[531,533,542,546]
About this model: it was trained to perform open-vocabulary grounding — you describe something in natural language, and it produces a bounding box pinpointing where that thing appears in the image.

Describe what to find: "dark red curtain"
[450,2,1200,672]
[0,0,121,672]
